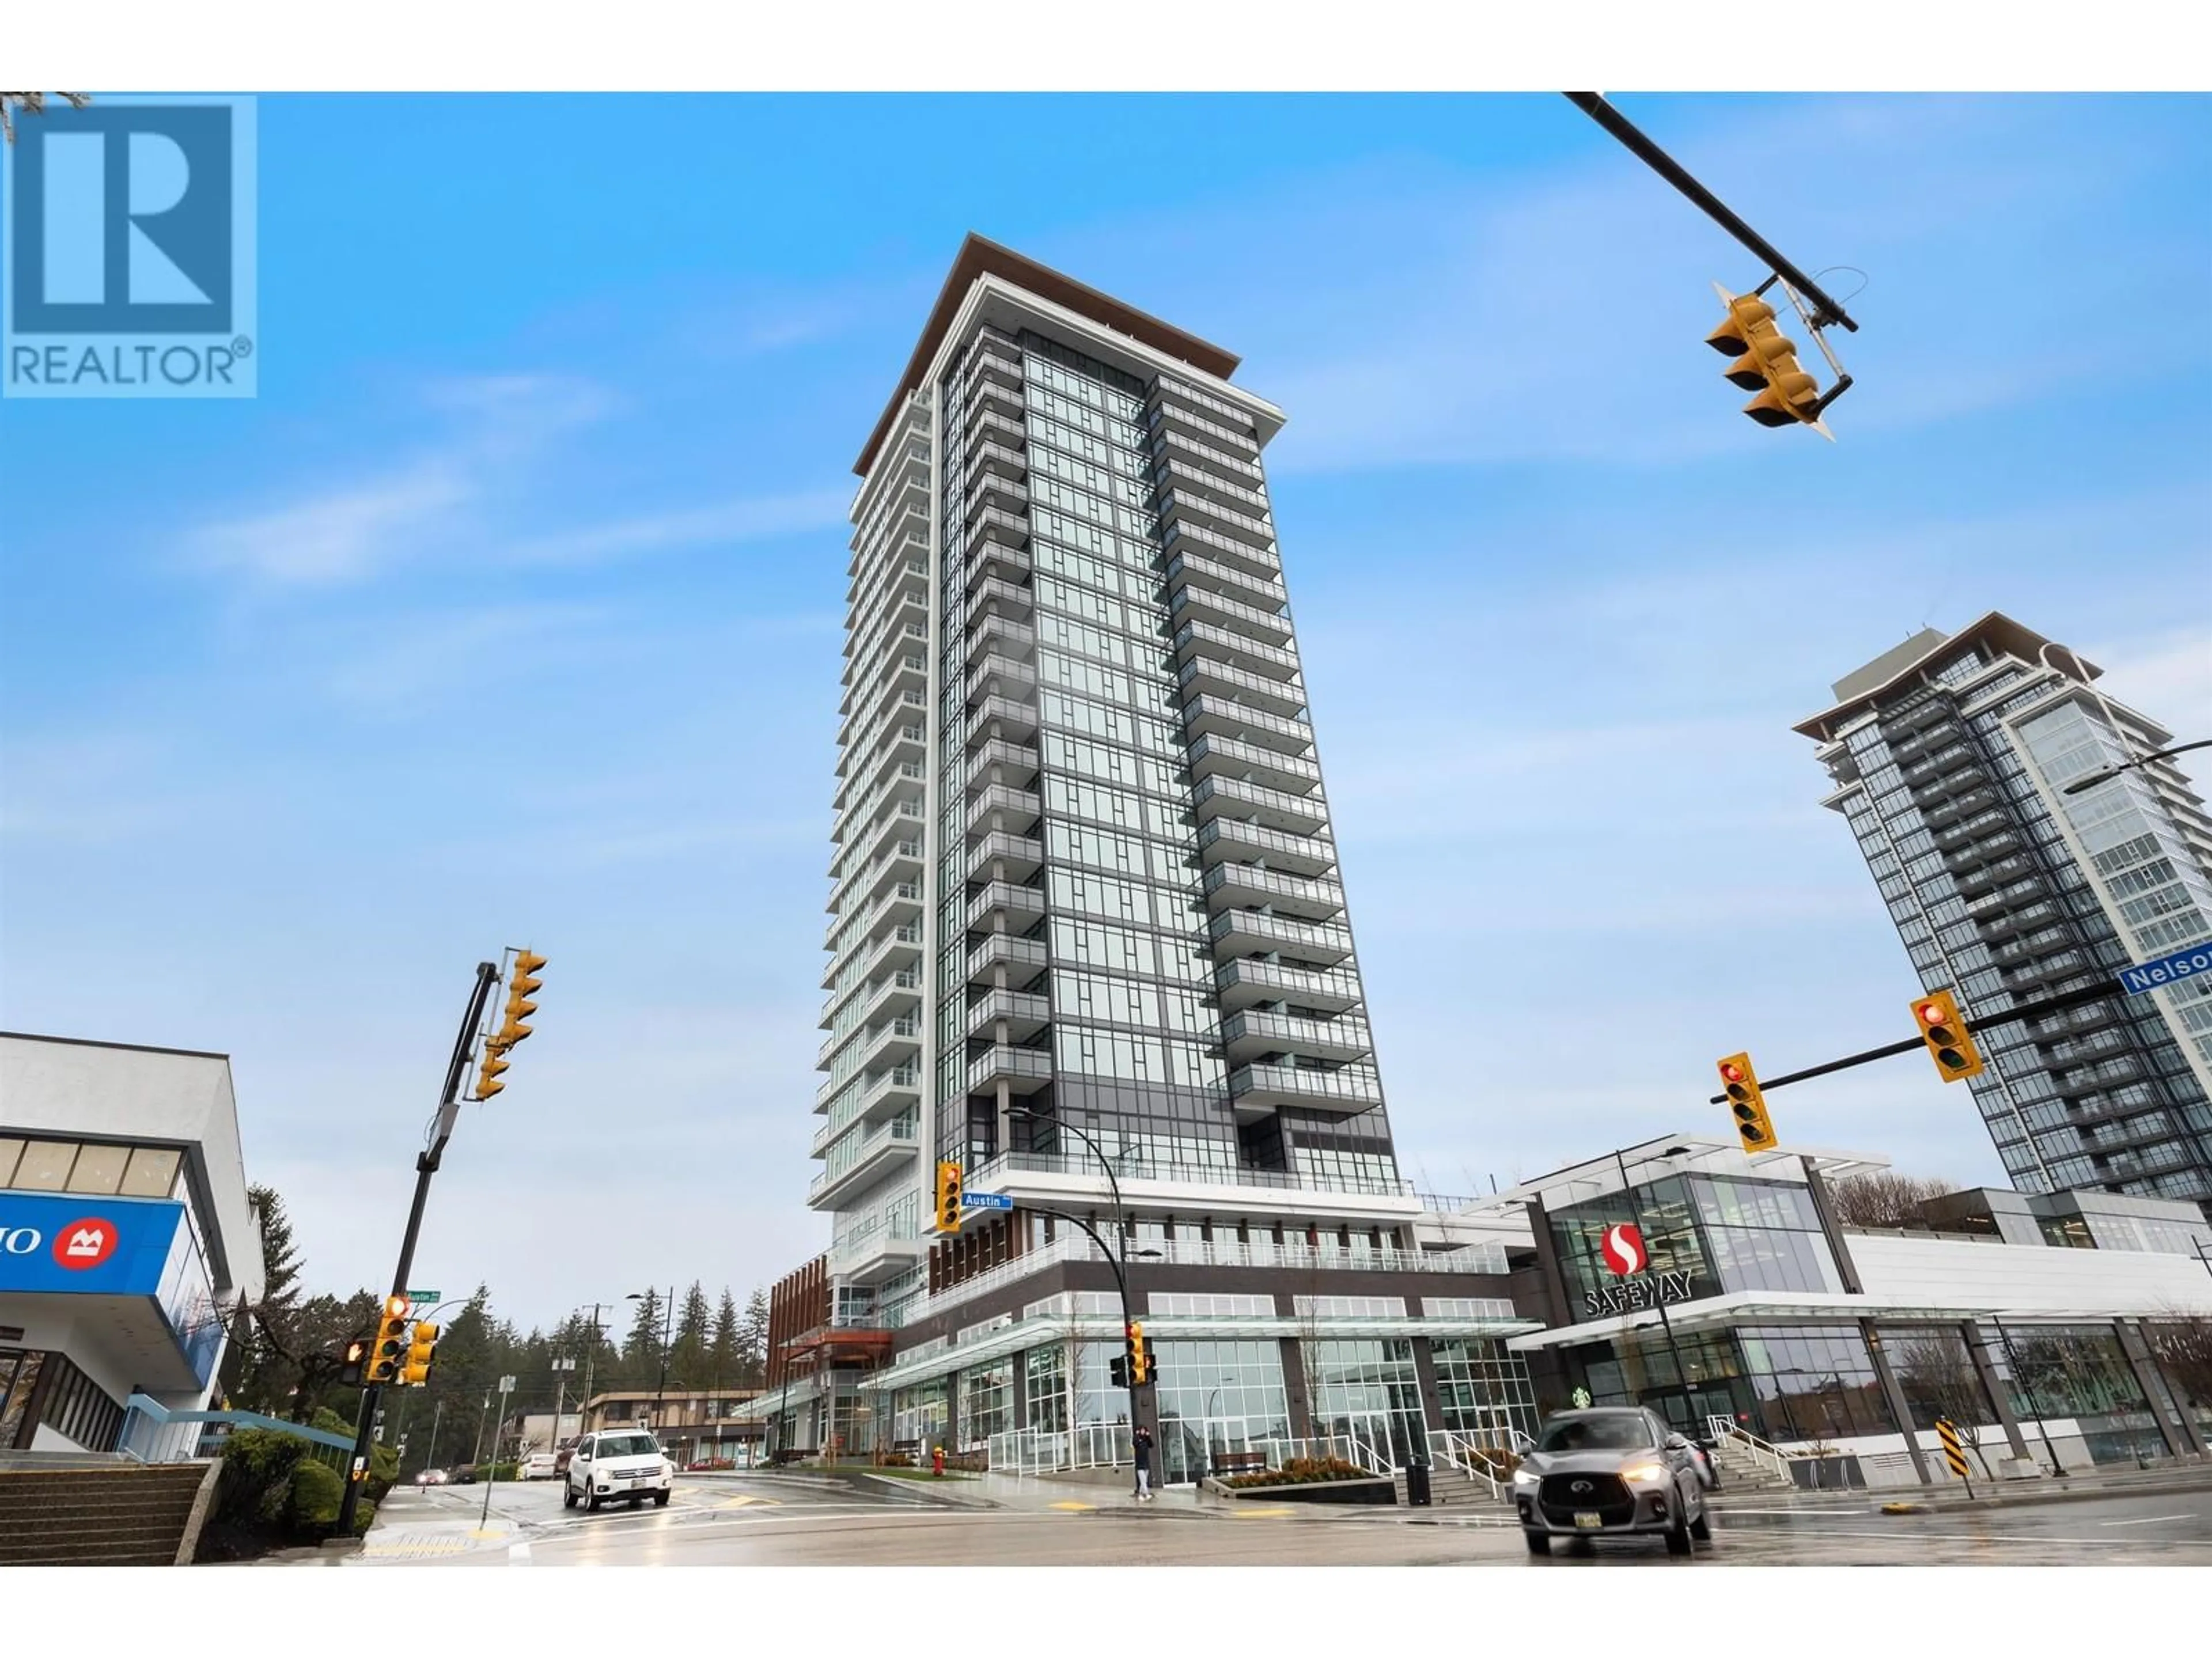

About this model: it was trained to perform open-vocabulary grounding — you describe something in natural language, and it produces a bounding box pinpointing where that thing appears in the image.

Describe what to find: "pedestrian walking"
[1133,1424,1154,1501]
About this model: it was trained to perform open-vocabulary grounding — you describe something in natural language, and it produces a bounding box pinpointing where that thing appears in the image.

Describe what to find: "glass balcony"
[968,932,1048,986]
[1208,907,1354,966]
[963,400,1026,453]
[967,987,1051,1043]
[970,574,1034,618]
[1160,520,1279,585]
[965,505,1030,554]
[966,738,1040,795]
[966,1044,1055,1096]
[1214,957,1362,1013]
[967,694,1039,744]
[1168,583,1294,649]
[967,654,1037,702]
[1192,774,1328,836]
[1197,816,1336,878]
[1176,656,1305,721]
[1157,487,1276,553]
[966,438,1028,486]
[1150,419,1264,486]
[1162,546,1287,611]
[968,831,1045,883]
[967,784,1043,840]
[967,541,1032,595]
[810,1116,922,1208]
[965,472,1030,518]
[1174,619,1302,684]
[967,880,1046,931]
[1228,1061,1384,1119]
[968,343,1024,393]
[967,613,1037,666]
[1181,694,1312,758]
[1188,732,1322,796]
[1221,1009,1374,1066]
[1202,861,1344,921]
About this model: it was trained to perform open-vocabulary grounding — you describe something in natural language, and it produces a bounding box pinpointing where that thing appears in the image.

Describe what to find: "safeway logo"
[54,1217,118,1270]
[1600,1222,1647,1277]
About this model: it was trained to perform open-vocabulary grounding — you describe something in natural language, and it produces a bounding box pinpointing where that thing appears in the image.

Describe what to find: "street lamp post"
[1004,1103,1158,1498]
[1612,1143,1699,1436]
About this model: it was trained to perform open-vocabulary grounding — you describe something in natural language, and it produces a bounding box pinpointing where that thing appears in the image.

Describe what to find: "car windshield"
[1536,1415,1656,1453]
[594,1434,658,1458]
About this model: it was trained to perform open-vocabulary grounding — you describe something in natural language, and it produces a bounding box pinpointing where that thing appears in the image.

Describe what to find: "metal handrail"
[1705,1414,1791,1480]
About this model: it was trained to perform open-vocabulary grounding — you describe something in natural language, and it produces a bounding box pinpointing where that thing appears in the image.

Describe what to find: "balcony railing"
[967,785,1043,837]
[1230,1061,1384,1113]
[1202,861,1344,918]
[1157,487,1277,552]
[1151,419,1264,483]
[967,615,1037,665]
[967,654,1037,700]
[967,738,1040,791]
[1160,520,1280,585]
[967,987,1051,1040]
[809,1117,922,1204]
[1188,732,1322,793]
[970,575,1035,616]
[966,1044,1054,1095]
[1222,1008,1373,1063]
[967,880,1046,930]
[968,831,1046,881]
[1193,773,1328,836]
[1176,653,1306,719]
[1214,957,1362,1012]
[1196,815,1334,876]
[967,694,1040,743]
[967,933,1048,984]
[1169,583,1294,649]
[1209,907,1353,964]
[1163,547,1287,610]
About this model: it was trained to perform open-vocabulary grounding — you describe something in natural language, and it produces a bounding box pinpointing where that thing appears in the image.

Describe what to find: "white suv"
[564,1430,674,1511]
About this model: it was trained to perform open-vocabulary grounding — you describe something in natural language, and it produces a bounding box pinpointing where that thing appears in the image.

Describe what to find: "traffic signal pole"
[1703,978,2125,1105]
[335,959,502,1537]
[1025,1203,1145,1499]
[1563,93,1859,334]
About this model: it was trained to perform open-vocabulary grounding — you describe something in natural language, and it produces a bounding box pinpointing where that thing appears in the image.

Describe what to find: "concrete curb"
[703,1465,1001,1511]
[1713,1468,2212,1517]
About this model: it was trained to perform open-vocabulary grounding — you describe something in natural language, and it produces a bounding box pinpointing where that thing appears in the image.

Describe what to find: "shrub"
[1222,1455,1371,1489]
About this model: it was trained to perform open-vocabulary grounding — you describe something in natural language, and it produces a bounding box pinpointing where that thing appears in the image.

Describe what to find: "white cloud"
[511,488,850,566]
[188,460,471,586]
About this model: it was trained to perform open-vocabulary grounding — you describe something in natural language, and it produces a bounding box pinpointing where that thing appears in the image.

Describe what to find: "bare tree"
[1893,1330,1997,1477]
[1827,1172,1960,1230]
[0,92,89,145]
[2146,1313,2212,1426]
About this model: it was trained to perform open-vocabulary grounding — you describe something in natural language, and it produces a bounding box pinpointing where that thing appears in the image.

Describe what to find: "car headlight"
[1623,1461,1671,1484]
[1512,1466,1539,1488]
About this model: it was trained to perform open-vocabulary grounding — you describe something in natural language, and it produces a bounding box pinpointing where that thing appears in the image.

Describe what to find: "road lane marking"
[718,1494,781,1509]
[1737,1526,2172,1547]
[1230,1507,1297,1518]
[2098,1514,2192,1527]
[508,1543,532,1565]
[1049,1501,1095,1512]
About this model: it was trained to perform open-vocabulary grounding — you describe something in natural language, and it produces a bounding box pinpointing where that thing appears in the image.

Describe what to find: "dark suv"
[1512,1407,1712,1557]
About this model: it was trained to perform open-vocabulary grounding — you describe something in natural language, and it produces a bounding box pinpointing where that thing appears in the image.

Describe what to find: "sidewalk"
[1710,1456,2212,1516]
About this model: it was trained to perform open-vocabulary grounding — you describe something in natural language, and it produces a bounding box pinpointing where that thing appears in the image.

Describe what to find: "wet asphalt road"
[357,1473,2212,1567]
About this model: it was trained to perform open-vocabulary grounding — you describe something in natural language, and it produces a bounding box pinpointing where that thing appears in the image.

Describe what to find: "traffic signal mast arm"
[1563,92,1858,333]
[1704,978,2124,1105]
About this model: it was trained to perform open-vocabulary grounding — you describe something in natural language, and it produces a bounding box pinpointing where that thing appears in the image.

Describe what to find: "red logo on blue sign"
[54,1217,119,1270]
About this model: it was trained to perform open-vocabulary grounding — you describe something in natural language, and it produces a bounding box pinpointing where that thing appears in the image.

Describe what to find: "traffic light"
[1128,1322,1152,1387]
[1109,1354,1130,1390]
[366,1296,412,1384]
[338,1336,368,1388]
[1718,1052,1778,1153]
[934,1161,964,1232]
[472,1045,509,1101]
[495,950,546,1050]
[398,1322,440,1387]
[1706,287,1821,429]
[1912,989,1986,1082]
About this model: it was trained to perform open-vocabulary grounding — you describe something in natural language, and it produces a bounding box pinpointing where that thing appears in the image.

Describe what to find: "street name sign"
[2118,940,2212,997]
[962,1192,1014,1211]
[407,1289,440,1305]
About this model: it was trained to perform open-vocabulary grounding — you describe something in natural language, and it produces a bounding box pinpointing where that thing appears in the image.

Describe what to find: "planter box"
[1222,1475,1396,1506]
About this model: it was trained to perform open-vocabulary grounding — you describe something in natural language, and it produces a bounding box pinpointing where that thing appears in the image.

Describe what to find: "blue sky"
[3,93,2209,1331]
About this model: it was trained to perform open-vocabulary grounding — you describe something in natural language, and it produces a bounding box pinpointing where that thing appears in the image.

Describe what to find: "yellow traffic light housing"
[1718,1052,1778,1153]
[398,1322,440,1387]
[1706,286,1829,433]
[494,950,546,1050]
[367,1296,412,1384]
[934,1161,964,1232]
[1128,1321,1152,1387]
[473,1046,510,1101]
[1912,990,1986,1082]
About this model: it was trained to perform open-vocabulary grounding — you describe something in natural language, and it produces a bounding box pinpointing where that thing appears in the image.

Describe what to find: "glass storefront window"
[961,1360,1013,1447]
[1152,1339,1290,1486]
[1429,1338,1540,1447]
[1307,1338,1425,1468]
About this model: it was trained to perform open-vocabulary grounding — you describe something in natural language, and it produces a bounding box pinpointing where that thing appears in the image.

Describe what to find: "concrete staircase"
[0,1461,220,1566]
[1706,1438,1796,1495]
[1392,1461,1510,1509]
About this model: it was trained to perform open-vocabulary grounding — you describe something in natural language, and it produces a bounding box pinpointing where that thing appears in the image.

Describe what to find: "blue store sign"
[0,1192,188,1297]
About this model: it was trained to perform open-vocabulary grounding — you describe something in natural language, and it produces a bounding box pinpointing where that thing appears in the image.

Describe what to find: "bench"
[1211,1450,1267,1478]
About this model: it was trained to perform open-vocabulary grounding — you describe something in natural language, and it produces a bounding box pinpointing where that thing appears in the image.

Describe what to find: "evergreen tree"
[737,1287,770,1388]
[710,1290,740,1392]
[221,1185,308,1413]
[671,1282,711,1390]
[624,1288,667,1388]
